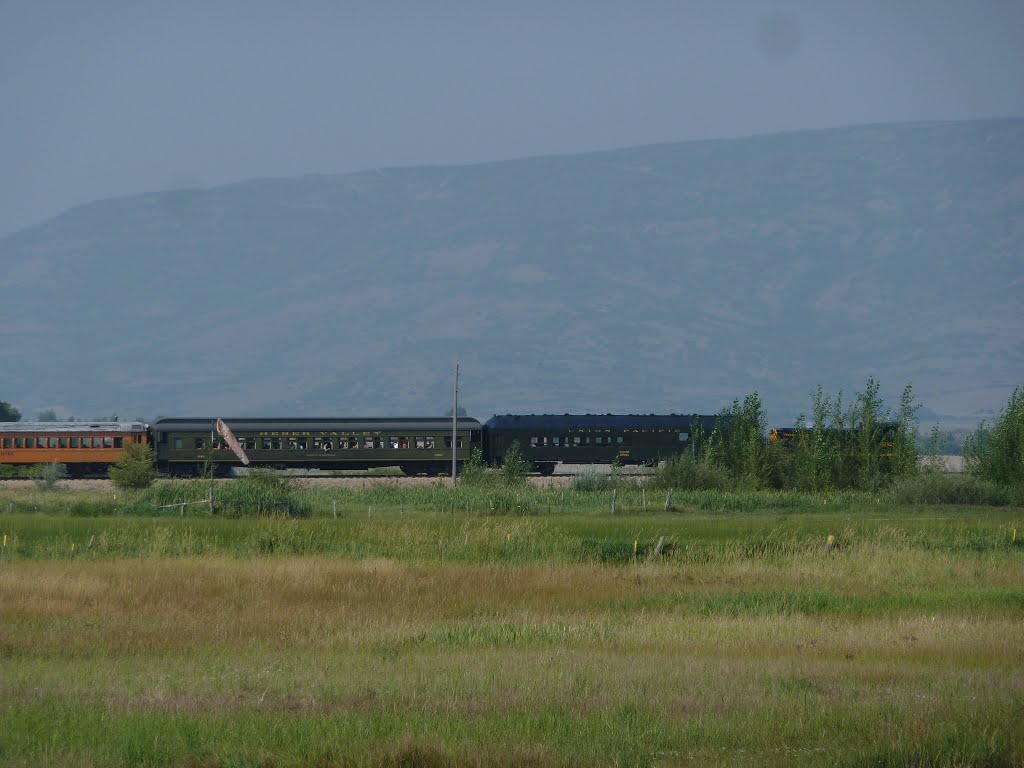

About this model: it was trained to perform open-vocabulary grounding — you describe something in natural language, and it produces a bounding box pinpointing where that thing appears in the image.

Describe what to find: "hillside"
[1,119,1021,425]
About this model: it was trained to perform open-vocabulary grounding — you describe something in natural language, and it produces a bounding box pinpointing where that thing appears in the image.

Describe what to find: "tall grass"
[1,535,1021,766]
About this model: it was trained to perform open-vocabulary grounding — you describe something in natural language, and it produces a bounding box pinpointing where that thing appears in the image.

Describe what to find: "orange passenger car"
[0,422,149,477]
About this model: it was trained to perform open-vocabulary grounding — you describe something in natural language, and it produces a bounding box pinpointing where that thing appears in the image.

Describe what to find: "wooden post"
[653,535,665,556]
[665,489,674,512]
[332,500,337,518]
[611,489,617,515]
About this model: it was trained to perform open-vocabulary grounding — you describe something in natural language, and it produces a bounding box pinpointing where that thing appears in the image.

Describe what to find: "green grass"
[0,483,1022,766]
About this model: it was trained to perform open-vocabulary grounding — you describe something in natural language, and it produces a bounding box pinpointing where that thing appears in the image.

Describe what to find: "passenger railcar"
[0,421,149,477]
[151,417,483,476]
[483,414,721,475]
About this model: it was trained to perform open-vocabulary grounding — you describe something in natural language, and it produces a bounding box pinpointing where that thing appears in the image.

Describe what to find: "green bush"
[215,469,311,517]
[652,452,734,491]
[457,447,492,486]
[500,440,530,486]
[964,385,1024,490]
[889,472,1012,506]
[32,462,67,490]
[108,442,158,490]
[570,471,615,492]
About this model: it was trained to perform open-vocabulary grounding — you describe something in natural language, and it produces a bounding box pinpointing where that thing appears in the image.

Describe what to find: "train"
[0,413,726,478]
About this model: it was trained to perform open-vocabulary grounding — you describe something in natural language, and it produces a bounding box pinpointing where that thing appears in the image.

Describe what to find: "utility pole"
[451,362,459,485]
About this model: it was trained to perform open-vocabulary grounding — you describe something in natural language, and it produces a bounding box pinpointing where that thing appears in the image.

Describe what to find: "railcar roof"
[484,414,722,430]
[0,421,147,433]
[151,417,482,433]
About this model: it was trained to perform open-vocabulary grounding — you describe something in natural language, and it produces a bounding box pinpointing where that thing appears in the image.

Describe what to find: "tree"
[457,447,489,486]
[109,442,158,490]
[500,440,530,486]
[964,385,1024,489]
[37,409,59,422]
[0,400,21,422]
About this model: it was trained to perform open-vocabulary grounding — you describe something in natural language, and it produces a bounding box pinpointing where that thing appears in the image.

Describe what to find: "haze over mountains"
[1,119,1021,427]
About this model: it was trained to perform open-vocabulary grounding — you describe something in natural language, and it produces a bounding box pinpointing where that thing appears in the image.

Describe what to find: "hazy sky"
[2,0,1022,237]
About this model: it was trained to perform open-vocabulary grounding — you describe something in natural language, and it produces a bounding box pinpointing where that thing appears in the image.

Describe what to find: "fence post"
[611,489,617,515]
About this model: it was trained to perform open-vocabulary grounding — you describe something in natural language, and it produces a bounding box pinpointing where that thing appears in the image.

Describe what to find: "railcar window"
[245,438,256,450]
[287,439,298,450]
[297,439,307,450]
[21,438,31,448]
[174,438,183,450]
[572,436,581,447]
[425,437,435,449]
[194,438,204,450]
[270,438,280,450]
[57,437,66,448]
[594,436,606,446]
[262,438,272,450]
[415,437,425,449]
[552,436,561,446]
[678,432,689,442]
[114,438,123,448]
[399,437,409,449]
[390,437,400,449]
[70,437,79,448]
[2,438,10,448]
[49,437,59,448]
[530,437,539,447]
[102,437,112,448]
[615,436,623,444]
[363,437,374,449]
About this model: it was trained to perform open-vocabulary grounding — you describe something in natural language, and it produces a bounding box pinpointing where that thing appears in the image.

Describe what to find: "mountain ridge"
[1,118,1021,426]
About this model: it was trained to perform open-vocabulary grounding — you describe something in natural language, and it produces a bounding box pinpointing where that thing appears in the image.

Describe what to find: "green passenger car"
[151,417,482,476]
[483,414,721,475]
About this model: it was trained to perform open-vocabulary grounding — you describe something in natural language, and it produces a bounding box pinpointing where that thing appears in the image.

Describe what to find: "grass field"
[0,484,1022,766]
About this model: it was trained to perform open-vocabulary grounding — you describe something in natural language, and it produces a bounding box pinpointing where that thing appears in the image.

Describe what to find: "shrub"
[32,462,67,489]
[889,472,1011,506]
[652,452,733,491]
[570,471,615,492]
[457,447,492,486]
[500,440,530,486]
[109,442,158,490]
[964,385,1024,490]
[216,469,311,517]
